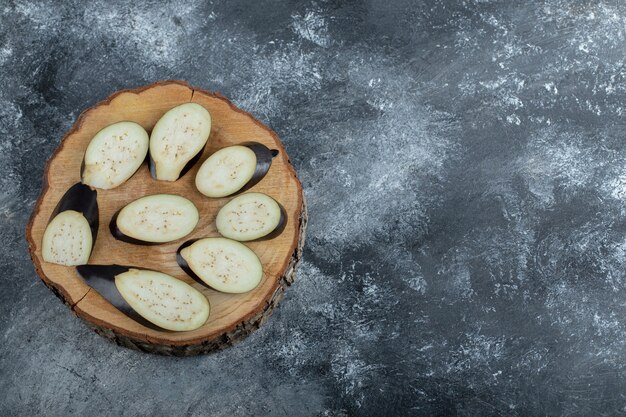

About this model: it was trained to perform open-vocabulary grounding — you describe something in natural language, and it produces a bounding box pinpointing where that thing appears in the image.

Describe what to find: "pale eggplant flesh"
[195,142,278,198]
[81,121,149,189]
[149,103,212,181]
[41,183,98,266]
[76,265,210,332]
[148,145,206,182]
[215,192,287,241]
[109,194,199,245]
[176,237,263,293]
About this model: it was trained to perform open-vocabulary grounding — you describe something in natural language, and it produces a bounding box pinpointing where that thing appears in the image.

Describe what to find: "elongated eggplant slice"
[195,142,278,198]
[110,194,199,244]
[76,265,210,332]
[215,192,286,241]
[149,103,212,181]
[42,183,98,266]
[81,121,149,189]
[76,264,146,324]
[177,238,263,293]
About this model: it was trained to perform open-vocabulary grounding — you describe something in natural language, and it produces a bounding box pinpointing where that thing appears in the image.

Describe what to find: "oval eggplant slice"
[110,194,199,244]
[149,103,212,181]
[215,192,286,241]
[81,121,149,189]
[177,238,263,293]
[116,269,209,331]
[195,142,278,198]
[42,183,98,266]
[42,211,93,266]
[76,265,209,332]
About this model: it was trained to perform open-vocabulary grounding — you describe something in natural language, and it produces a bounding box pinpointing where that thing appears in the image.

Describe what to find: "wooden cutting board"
[26,80,307,356]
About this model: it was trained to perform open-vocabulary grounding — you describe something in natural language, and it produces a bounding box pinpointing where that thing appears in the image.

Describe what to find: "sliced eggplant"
[195,142,278,198]
[177,238,263,293]
[81,121,149,189]
[110,194,199,244]
[76,265,210,332]
[42,183,98,266]
[149,103,212,181]
[215,192,286,241]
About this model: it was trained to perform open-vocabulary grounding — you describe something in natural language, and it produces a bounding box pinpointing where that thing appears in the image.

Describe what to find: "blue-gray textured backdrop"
[1,0,625,416]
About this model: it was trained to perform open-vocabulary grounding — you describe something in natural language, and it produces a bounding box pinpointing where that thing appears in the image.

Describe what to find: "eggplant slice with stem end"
[215,192,286,241]
[177,237,263,293]
[110,194,199,245]
[149,103,212,181]
[195,142,278,198]
[76,265,210,332]
[81,121,149,189]
[41,183,98,266]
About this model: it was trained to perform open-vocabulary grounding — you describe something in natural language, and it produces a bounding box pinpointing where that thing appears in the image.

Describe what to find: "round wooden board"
[26,81,306,356]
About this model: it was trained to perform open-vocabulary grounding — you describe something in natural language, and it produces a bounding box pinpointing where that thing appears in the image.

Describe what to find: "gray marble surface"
[1,0,626,415]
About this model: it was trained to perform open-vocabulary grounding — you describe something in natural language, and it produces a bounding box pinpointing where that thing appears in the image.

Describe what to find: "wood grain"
[26,81,306,355]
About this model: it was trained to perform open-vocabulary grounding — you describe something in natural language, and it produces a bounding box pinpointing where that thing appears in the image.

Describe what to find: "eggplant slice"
[42,183,98,266]
[195,142,278,198]
[81,121,149,189]
[215,192,286,241]
[76,265,210,332]
[110,194,199,245]
[177,238,263,293]
[149,103,212,181]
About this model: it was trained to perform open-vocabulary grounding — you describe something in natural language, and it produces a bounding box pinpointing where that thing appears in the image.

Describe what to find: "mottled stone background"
[1,0,626,415]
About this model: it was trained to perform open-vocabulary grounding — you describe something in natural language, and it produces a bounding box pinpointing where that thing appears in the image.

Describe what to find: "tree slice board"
[26,81,306,356]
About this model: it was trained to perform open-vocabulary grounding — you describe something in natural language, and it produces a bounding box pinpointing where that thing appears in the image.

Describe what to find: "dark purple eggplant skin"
[75,264,163,331]
[81,149,150,186]
[259,203,287,241]
[234,142,279,195]
[79,158,86,183]
[108,210,162,246]
[148,142,207,181]
[176,239,209,289]
[49,182,99,244]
